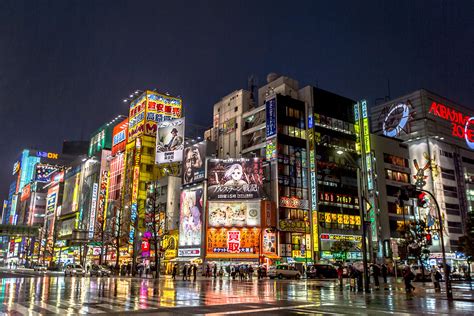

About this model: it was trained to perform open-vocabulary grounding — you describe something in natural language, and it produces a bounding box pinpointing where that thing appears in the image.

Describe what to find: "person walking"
[187,265,192,281]
[206,264,211,278]
[402,266,415,293]
[172,264,177,280]
[213,265,217,278]
[372,264,381,289]
[239,266,244,281]
[381,263,388,284]
[193,264,197,282]
[182,265,188,281]
[337,265,344,289]
[432,267,442,292]
[218,266,224,279]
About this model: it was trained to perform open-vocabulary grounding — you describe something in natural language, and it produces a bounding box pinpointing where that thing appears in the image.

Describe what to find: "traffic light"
[425,233,432,245]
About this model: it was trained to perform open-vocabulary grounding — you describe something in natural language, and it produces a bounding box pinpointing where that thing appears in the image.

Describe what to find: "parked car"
[268,264,301,279]
[34,264,47,272]
[306,264,338,279]
[90,264,111,277]
[64,264,85,276]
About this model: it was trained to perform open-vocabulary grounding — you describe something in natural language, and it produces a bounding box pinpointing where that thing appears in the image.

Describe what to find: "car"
[90,264,111,277]
[268,264,301,279]
[34,264,47,272]
[64,264,85,276]
[306,264,338,279]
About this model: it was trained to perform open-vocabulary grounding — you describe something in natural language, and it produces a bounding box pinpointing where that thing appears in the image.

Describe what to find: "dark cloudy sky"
[0,0,473,199]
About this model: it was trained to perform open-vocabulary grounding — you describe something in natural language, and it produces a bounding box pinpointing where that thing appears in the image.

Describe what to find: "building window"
[440,150,454,158]
[235,106,238,112]
[462,157,474,165]
[385,169,409,183]
[441,168,456,181]
[447,221,462,228]
[383,154,408,168]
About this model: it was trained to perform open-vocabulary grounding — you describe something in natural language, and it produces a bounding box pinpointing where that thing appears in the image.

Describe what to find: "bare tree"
[145,182,166,278]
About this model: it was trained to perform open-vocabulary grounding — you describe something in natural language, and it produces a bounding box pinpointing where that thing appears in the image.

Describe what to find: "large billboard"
[265,98,277,139]
[183,142,207,185]
[155,118,185,164]
[207,158,263,200]
[178,185,203,247]
[208,201,260,227]
[46,185,60,216]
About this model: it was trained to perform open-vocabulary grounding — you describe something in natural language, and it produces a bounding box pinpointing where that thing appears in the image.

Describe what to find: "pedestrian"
[205,264,210,277]
[372,264,381,289]
[239,266,244,281]
[182,265,187,281]
[172,264,177,280]
[431,267,442,292]
[187,264,192,281]
[219,266,224,279]
[337,265,344,289]
[231,265,236,280]
[381,263,388,284]
[257,266,261,280]
[402,266,415,293]
[248,266,253,280]
[213,265,217,278]
[193,264,197,281]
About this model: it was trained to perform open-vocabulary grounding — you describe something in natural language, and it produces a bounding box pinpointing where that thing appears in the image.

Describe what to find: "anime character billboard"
[206,158,264,200]
[178,185,203,247]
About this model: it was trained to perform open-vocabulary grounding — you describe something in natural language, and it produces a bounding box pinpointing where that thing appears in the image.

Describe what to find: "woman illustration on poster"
[224,164,247,187]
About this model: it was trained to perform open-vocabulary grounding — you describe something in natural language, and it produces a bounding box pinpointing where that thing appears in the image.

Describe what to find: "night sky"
[1,0,473,199]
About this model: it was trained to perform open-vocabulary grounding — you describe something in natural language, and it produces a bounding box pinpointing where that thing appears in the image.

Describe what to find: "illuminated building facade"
[122,90,182,266]
[299,87,362,262]
[371,89,474,255]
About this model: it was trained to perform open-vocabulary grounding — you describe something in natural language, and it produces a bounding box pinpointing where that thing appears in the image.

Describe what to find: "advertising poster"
[128,94,147,141]
[178,185,203,247]
[155,118,185,164]
[208,201,260,227]
[183,142,206,185]
[207,158,263,200]
[206,227,260,256]
[263,231,276,254]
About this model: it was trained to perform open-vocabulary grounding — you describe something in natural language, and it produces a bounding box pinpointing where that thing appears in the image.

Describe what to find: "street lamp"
[336,149,370,293]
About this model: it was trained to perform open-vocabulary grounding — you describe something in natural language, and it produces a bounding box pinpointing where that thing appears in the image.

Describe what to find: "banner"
[208,201,260,227]
[155,118,185,164]
[207,158,263,200]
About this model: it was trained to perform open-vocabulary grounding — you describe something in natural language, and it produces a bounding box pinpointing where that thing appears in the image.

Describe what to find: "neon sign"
[429,101,474,149]
[36,151,59,159]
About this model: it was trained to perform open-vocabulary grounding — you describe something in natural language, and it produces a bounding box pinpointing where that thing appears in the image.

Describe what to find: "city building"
[370,89,474,261]
[370,134,411,260]
[209,89,252,158]
[122,90,182,270]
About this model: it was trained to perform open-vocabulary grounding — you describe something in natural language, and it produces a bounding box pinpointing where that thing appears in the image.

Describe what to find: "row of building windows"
[385,169,409,183]
[384,154,408,168]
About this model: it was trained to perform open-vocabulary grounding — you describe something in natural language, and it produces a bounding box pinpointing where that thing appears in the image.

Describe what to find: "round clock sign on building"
[383,103,411,138]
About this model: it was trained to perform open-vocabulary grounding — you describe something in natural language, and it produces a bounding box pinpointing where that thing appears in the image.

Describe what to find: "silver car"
[268,264,301,279]
[64,264,85,276]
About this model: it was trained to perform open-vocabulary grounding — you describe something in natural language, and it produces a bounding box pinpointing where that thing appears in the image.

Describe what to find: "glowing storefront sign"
[36,151,59,159]
[279,196,309,209]
[206,227,260,256]
[429,101,474,149]
[320,233,362,242]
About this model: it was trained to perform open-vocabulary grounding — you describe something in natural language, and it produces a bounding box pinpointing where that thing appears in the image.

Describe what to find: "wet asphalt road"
[0,271,473,315]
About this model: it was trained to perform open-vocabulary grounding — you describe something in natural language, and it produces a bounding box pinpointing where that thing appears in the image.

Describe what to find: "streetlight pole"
[420,189,453,300]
